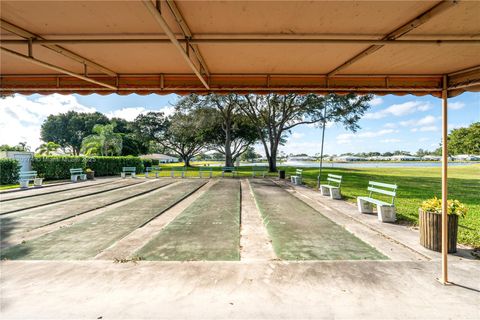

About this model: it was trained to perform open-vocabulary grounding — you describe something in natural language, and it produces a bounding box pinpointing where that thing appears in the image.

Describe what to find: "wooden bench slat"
[327,178,342,184]
[357,196,392,207]
[368,186,396,197]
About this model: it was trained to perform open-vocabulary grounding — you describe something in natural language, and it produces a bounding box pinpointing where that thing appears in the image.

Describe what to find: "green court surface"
[0,179,141,215]
[249,180,387,260]
[0,180,172,240]
[136,179,241,261]
[0,180,206,260]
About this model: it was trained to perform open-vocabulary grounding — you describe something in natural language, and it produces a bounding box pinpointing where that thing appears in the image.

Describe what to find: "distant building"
[288,156,316,162]
[454,154,480,161]
[335,155,366,162]
[390,155,421,161]
[367,156,390,161]
[422,155,441,161]
[140,153,179,163]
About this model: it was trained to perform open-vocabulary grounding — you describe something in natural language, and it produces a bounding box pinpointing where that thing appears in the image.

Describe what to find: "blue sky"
[0,92,478,155]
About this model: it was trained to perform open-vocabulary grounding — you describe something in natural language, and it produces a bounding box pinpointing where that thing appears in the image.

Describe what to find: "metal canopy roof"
[1,0,479,97]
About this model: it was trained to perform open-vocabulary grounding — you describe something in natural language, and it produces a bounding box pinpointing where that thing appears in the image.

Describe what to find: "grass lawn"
[160,162,479,248]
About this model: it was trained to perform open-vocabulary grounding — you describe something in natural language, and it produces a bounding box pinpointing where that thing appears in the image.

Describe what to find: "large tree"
[176,94,259,167]
[41,111,109,155]
[239,93,373,172]
[448,122,480,155]
[133,110,213,166]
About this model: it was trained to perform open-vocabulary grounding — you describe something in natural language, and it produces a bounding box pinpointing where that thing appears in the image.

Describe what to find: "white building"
[454,154,480,161]
[140,153,179,163]
[335,155,366,162]
[390,155,422,161]
[422,155,441,161]
[0,151,34,172]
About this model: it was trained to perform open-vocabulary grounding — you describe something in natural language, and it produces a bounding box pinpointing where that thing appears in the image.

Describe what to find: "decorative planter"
[86,171,95,180]
[419,208,458,253]
[33,178,43,187]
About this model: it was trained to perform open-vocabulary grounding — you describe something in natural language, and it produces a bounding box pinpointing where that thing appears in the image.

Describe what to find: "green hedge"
[0,159,20,185]
[32,156,144,179]
[86,156,144,177]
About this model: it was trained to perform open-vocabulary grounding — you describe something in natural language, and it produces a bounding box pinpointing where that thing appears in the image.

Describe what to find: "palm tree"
[36,141,61,155]
[81,123,122,156]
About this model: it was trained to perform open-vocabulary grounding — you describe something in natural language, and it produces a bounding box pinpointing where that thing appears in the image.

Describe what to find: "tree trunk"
[224,120,233,167]
[183,156,191,167]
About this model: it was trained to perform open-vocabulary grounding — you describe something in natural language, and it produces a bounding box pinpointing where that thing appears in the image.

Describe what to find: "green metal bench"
[290,169,303,185]
[70,168,87,182]
[145,166,161,178]
[170,167,186,178]
[221,166,237,178]
[18,171,37,188]
[199,167,212,178]
[357,181,398,222]
[320,174,342,199]
[252,166,267,178]
[121,166,136,178]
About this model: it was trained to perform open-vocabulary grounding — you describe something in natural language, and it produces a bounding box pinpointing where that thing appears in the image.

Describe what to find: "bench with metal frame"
[320,174,343,199]
[199,167,212,178]
[252,166,267,178]
[70,168,87,182]
[357,181,398,222]
[170,167,186,178]
[145,166,161,178]
[290,169,303,185]
[121,167,136,178]
[18,171,38,189]
[221,166,237,178]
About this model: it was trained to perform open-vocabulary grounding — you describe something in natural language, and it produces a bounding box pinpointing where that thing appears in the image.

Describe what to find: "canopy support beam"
[165,0,210,77]
[440,75,449,285]
[0,19,117,77]
[326,0,458,76]
[0,47,117,90]
[141,0,209,89]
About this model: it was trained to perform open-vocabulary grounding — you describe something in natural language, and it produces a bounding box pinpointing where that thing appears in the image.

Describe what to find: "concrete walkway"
[1,259,478,319]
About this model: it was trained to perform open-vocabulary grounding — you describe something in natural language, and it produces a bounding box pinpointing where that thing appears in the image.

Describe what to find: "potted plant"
[419,197,467,253]
[86,168,95,180]
[34,173,44,187]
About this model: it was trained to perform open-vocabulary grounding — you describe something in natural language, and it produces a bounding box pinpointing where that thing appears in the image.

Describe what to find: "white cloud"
[419,137,430,142]
[383,122,397,129]
[290,132,305,140]
[400,115,437,127]
[0,94,96,150]
[106,105,175,121]
[364,101,432,120]
[411,126,438,132]
[336,129,397,144]
[370,96,384,107]
[448,102,465,110]
[381,139,401,143]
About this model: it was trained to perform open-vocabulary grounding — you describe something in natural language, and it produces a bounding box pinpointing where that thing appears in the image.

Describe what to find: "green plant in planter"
[421,197,468,217]
[85,168,94,173]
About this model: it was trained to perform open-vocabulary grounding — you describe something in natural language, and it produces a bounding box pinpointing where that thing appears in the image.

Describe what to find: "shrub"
[421,197,468,217]
[32,156,144,179]
[151,159,159,165]
[32,156,85,180]
[0,158,20,185]
[86,156,144,176]
[142,159,153,170]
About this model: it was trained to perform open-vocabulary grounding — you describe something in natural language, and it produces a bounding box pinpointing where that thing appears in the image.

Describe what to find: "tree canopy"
[448,122,480,155]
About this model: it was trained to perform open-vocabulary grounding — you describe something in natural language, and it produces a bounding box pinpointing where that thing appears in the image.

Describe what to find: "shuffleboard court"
[0,179,117,201]
[136,179,241,261]
[0,180,173,240]
[0,180,206,260]
[0,179,143,215]
[249,180,387,260]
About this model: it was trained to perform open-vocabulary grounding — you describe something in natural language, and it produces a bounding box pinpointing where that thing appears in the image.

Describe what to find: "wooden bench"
[121,167,136,178]
[320,174,343,199]
[145,166,161,178]
[18,171,38,188]
[252,166,267,178]
[221,166,237,178]
[357,181,398,222]
[199,167,212,178]
[170,167,186,178]
[290,169,303,185]
[70,168,87,182]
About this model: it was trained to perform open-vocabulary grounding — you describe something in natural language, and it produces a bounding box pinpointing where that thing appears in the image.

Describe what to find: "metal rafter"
[165,0,210,77]
[326,0,459,76]
[142,0,209,89]
[0,19,117,77]
[2,38,479,46]
[0,47,117,90]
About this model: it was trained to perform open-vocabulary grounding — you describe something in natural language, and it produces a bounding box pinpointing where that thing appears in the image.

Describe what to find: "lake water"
[239,161,477,168]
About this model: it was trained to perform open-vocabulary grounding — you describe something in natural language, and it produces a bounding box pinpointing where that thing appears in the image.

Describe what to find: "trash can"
[278,170,285,179]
